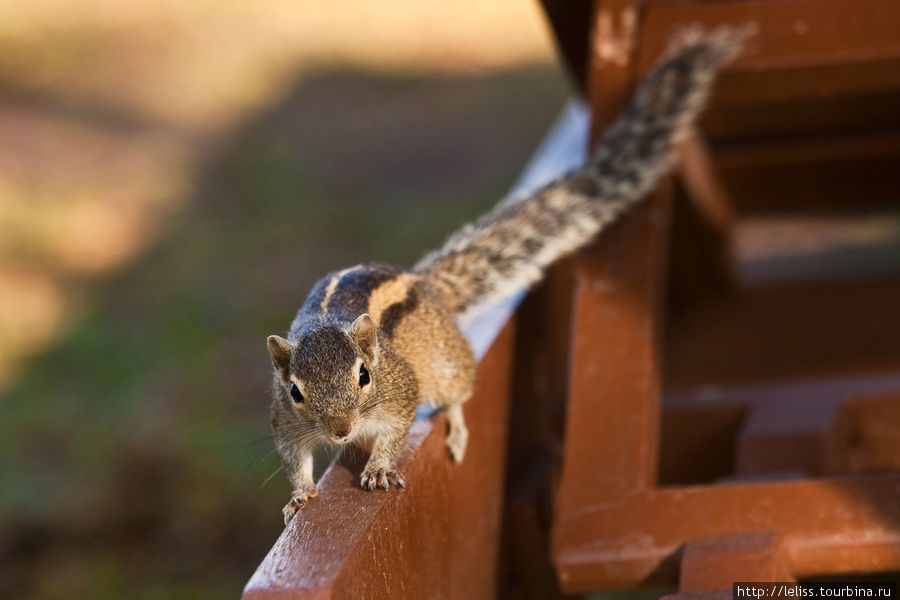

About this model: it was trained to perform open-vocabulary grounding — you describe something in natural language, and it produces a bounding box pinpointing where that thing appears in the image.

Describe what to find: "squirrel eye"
[358,364,370,387]
[289,383,304,403]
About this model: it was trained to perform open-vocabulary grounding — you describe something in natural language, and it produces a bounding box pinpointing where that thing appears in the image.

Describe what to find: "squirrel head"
[267,314,379,444]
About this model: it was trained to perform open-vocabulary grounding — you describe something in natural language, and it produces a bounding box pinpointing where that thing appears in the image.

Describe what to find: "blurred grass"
[0,2,566,597]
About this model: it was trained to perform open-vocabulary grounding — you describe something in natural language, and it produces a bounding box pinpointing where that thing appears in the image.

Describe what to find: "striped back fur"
[414,27,747,317]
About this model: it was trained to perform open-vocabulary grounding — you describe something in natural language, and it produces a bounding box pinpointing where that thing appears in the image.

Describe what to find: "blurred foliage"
[0,3,567,593]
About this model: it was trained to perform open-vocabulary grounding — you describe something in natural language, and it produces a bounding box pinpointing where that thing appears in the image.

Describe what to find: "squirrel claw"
[360,468,405,491]
[282,486,318,525]
[282,500,302,525]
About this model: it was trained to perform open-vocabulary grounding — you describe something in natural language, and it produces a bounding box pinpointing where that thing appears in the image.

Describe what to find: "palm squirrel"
[267,28,746,524]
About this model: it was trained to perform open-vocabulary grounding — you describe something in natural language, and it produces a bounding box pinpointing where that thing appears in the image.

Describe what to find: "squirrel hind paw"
[445,406,469,464]
[446,430,468,464]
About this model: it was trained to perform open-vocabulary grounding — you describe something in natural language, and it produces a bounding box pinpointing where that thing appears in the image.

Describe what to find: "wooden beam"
[538,0,595,95]
[586,0,642,146]
[679,533,792,592]
[679,130,735,234]
[554,184,673,518]
[555,474,900,591]
[637,0,900,105]
[714,131,900,171]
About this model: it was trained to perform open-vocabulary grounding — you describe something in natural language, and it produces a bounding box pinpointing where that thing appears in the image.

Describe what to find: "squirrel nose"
[333,425,351,440]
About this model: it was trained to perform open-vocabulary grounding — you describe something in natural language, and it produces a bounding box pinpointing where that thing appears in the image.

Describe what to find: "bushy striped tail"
[414,26,748,316]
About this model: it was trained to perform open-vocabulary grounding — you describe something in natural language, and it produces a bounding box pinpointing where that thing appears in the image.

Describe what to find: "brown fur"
[266,28,746,524]
[269,265,474,523]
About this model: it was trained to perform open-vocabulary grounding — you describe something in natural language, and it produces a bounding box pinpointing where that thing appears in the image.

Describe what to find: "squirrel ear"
[349,313,378,362]
[267,335,293,375]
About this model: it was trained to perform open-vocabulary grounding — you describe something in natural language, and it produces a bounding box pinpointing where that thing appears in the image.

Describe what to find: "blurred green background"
[0,1,567,597]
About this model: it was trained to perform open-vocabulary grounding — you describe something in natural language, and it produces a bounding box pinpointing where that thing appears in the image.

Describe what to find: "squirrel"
[266,27,746,524]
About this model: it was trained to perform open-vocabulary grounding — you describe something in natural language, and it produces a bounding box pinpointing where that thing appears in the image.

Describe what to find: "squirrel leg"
[360,420,410,491]
[445,403,469,463]
[282,446,317,525]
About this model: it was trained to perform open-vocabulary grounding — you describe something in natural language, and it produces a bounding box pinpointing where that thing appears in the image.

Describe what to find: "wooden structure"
[244,1,900,598]
[552,0,900,595]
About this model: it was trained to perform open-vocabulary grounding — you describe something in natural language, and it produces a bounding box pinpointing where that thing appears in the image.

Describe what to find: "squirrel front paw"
[282,485,319,525]
[360,467,405,491]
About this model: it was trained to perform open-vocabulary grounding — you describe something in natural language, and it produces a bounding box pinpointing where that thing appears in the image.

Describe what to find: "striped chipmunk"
[266,27,747,524]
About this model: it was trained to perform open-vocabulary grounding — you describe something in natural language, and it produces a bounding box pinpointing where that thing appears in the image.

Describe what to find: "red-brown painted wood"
[538,0,594,95]
[679,533,791,592]
[555,186,673,517]
[638,0,900,105]
[556,475,900,590]
[553,0,900,593]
